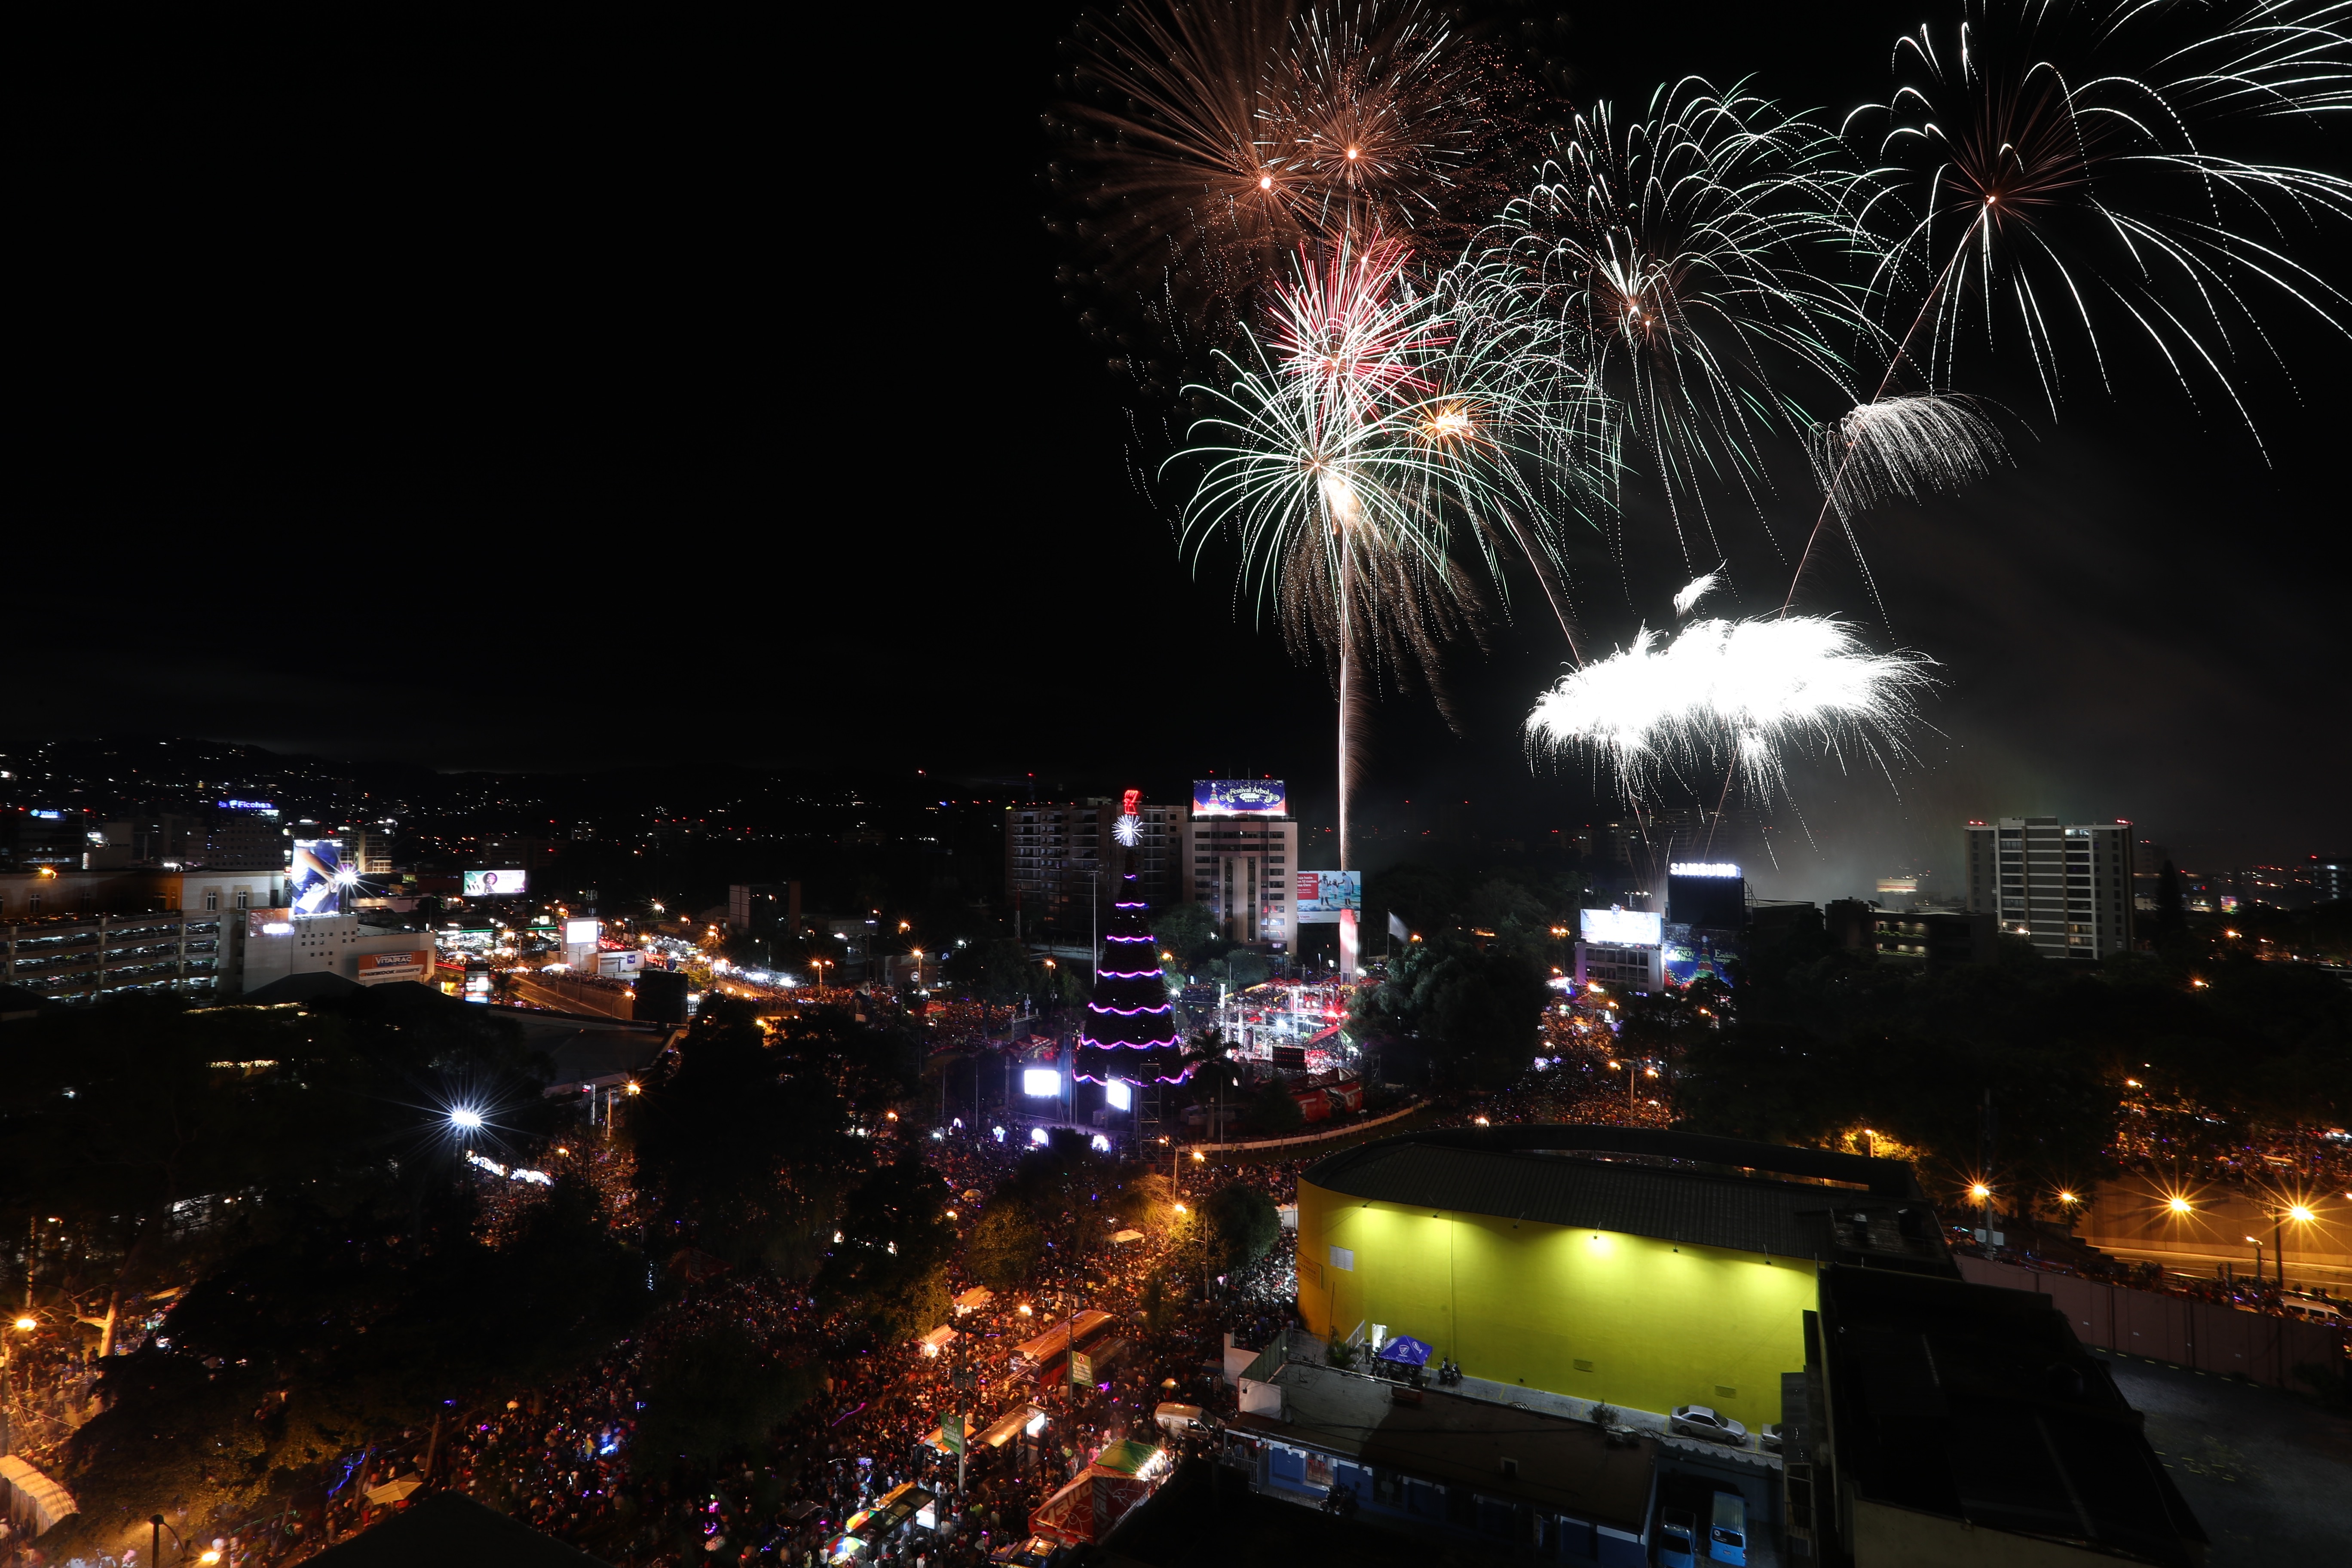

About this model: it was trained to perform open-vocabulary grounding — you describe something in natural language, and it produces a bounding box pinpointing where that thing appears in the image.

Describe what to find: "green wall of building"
[1297,1179,1818,1429]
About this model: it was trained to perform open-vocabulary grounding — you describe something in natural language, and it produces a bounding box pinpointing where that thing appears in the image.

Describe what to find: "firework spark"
[1525,614,1935,803]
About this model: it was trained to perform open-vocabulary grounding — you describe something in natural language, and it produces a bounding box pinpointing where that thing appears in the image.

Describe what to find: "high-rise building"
[2313,854,2350,905]
[1176,780,1298,953]
[2132,837,2171,912]
[1005,799,1178,936]
[1963,818,2135,960]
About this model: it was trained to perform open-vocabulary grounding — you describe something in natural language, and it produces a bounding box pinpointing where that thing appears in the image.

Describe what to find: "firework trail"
[1524,607,1936,806]
[1471,80,1863,575]
[1783,0,2352,608]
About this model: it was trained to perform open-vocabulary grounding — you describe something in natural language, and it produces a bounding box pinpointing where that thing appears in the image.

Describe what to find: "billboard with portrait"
[289,839,343,917]
[1580,907,1663,946]
[463,868,528,898]
[1295,870,1361,924]
[1191,779,1287,817]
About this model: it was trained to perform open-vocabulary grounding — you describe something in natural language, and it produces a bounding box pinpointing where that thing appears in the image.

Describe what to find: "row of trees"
[1675,918,2352,1202]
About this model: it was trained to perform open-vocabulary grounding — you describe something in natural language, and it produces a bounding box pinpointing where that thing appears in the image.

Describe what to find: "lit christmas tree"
[1075,789,1188,1089]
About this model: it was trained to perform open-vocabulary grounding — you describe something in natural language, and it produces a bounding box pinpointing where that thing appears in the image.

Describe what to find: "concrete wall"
[1297,1179,1817,1430]
[1954,1256,2341,1389]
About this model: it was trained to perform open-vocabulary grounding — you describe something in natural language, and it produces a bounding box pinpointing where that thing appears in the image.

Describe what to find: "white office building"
[1178,783,1298,954]
[1963,818,2135,960]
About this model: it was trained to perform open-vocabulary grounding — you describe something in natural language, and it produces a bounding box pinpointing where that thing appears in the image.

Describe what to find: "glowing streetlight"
[2167,1195,2192,1216]
[450,1108,485,1131]
[13,1317,35,1332]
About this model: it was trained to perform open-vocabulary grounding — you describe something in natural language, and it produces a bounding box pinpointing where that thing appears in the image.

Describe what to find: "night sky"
[17,3,2347,883]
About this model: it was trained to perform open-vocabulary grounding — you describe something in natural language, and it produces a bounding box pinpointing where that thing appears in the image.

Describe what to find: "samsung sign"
[1580,907,1664,946]
[1668,862,1741,879]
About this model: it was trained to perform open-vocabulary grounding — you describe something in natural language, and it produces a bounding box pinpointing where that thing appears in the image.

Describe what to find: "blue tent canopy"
[1375,1335,1433,1367]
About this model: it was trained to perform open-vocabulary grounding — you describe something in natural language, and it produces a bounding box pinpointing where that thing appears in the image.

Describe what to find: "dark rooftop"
[1232,1359,1659,1532]
[1817,1266,2207,1567]
[1302,1124,1952,1272]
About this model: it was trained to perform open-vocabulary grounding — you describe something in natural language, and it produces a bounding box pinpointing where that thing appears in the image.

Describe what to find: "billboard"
[1295,870,1362,924]
[289,839,344,917]
[355,949,435,986]
[1191,779,1287,817]
[1580,907,1663,946]
[1663,922,1736,988]
[563,918,601,945]
[464,868,528,898]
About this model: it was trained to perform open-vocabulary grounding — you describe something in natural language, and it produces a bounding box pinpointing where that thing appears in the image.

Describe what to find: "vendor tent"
[1375,1334,1433,1367]
[1026,1443,1166,1548]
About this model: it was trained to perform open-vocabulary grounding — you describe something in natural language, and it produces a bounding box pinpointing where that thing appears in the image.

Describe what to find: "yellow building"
[1295,1125,1954,1430]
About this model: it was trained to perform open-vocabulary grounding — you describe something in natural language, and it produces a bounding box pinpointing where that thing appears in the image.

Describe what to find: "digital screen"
[1191,779,1287,817]
[1663,923,1735,989]
[1022,1069,1061,1097]
[564,919,600,945]
[1295,870,1361,922]
[1104,1078,1133,1111]
[464,868,528,898]
[1668,861,1741,879]
[289,839,343,917]
[1580,907,1663,946]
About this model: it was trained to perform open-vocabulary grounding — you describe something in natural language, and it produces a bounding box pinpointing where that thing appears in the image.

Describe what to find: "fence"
[1956,1256,2342,1390]
[1200,1100,1428,1155]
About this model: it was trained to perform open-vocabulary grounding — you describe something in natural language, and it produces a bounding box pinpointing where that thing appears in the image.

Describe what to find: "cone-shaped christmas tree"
[1075,790,1187,1087]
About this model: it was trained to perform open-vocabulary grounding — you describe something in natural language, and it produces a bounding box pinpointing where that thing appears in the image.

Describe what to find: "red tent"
[1026,1442,1167,1547]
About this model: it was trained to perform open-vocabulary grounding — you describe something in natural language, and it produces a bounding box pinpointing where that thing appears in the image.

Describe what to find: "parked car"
[1657,1506,1698,1568]
[1758,1423,1784,1454]
[1710,1490,1750,1567]
[1670,1405,1749,1444]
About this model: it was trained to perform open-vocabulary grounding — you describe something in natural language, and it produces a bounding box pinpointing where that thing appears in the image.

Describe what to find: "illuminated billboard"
[563,918,600,946]
[464,868,528,898]
[1022,1068,1061,1097]
[1191,779,1287,818]
[355,949,434,986]
[289,839,344,917]
[1296,870,1361,923]
[1580,907,1663,946]
[1668,862,1740,879]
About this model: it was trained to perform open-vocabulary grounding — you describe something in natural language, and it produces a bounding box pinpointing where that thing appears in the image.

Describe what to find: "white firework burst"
[1525,614,1936,802]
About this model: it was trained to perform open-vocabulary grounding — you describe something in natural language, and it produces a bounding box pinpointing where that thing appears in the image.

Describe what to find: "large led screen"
[1191,779,1287,817]
[1295,869,1361,923]
[463,868,528,898]
[289,839,343,917]
[1580,907,1664,946]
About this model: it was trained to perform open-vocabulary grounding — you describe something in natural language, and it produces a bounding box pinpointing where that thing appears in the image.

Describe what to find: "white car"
[1671,1405,1749,1444]
[1758,1423,1785,1454]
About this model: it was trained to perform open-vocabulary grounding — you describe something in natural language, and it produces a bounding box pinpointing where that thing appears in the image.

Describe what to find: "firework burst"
[1844,0,2352,441]
[1473,80,1863,571]
[1525,610,1936,805]
[1808,393,2010,521]
[1177,232,1601,859]
[1057,0,1529,332]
